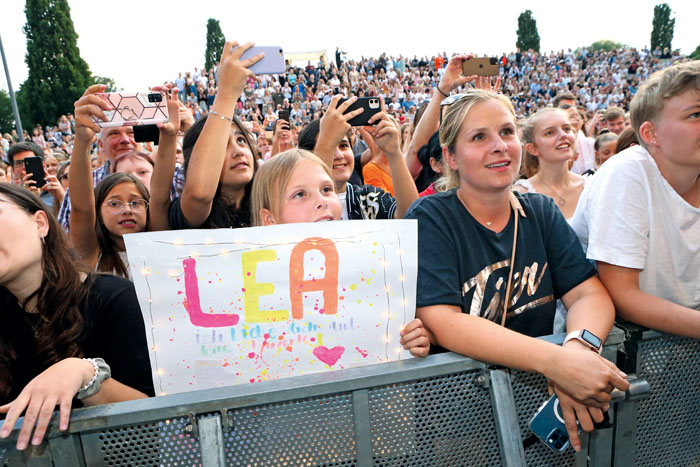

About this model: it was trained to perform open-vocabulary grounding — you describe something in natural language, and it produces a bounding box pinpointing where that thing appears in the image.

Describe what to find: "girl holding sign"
[250,146,430,357]
[0,183,153,451]
[404,67,629,453]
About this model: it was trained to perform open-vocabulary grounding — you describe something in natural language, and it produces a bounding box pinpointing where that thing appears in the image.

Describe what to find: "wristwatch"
[563,330,602,353]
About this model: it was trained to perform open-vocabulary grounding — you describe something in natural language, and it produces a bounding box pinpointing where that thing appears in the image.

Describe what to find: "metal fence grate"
[224,393,356,466]
[81,416,202,467]
[635,336,700,466]
[511,369,576,466]
[369,369,501,466]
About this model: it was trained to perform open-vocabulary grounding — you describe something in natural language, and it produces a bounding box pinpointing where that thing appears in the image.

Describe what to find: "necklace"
[456,190,506,228]
[539,176,570,206]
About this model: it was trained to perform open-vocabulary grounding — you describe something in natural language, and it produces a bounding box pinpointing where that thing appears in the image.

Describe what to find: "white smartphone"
[93,92,169,128]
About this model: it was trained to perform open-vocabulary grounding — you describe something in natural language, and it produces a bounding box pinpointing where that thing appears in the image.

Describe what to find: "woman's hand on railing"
[0,358,94,450]
[552,383,608,453]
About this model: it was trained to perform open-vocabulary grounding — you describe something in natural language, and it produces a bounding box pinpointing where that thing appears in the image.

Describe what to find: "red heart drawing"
[312,346,345,367]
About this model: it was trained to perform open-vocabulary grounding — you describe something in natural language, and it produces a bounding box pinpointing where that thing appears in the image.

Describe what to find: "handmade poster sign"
[124,220,417,395]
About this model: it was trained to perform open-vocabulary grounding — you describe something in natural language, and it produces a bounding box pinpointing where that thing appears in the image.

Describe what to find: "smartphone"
[23,156,46,188]
[338,97,382,126]
[278,110,290,123]
[133,124,160,144]
[462,57,500,76]
[529,394,577,452]
[237,46,285,75]
[93,92,169,128]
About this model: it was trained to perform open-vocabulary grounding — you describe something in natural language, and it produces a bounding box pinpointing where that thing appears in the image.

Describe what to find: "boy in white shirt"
[570,60,700,337]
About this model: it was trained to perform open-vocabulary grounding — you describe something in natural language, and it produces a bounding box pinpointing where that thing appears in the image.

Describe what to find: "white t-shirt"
[570,145,700,310]
[570,132,596,175]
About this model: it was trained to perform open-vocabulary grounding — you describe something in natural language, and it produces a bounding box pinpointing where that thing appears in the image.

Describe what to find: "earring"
[40,234,45,245]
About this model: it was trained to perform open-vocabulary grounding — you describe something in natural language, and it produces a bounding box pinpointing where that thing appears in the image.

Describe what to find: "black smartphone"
[133,124,160,145]
[23,156,46,188]
[338,97,382,126]
[278,110,290,129]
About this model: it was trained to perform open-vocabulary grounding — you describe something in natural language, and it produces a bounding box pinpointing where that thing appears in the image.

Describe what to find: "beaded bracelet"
[80,358,99,393]
[210,110,234,123]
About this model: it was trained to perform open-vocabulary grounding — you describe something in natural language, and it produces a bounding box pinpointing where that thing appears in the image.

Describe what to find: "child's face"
[264,159,341,225]
[595,140,617,167]
[331,137,355,188]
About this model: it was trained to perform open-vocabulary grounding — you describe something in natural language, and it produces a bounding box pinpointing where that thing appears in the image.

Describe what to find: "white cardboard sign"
[124,220,417,395]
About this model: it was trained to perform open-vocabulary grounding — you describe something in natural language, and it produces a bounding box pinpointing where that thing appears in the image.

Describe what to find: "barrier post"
[488,368,526,466]
[199,414,226,467]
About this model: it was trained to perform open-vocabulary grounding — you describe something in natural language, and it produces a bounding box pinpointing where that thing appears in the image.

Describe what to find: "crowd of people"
[0,41,697,458]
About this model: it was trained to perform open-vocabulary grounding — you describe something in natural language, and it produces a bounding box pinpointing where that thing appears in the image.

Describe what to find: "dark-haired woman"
[164,41,262,230]
[0,183,153,450]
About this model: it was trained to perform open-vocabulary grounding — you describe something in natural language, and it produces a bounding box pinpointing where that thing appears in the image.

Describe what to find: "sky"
[2,0,699,93]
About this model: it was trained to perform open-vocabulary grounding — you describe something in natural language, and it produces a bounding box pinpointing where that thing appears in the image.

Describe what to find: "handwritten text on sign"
[124,220,417,395]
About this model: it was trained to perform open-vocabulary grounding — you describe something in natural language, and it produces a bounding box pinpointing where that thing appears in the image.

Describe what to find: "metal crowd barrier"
[0,325,698,466]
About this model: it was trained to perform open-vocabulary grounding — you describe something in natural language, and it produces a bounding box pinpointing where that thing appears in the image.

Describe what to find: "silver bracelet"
[210,110,234,123]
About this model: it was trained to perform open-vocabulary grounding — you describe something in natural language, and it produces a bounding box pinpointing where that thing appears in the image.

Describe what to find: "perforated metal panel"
[82,416,202,467]
[369,370,501,466]
[511,369,576,466]
[224,393,356,466]
[634,336,700,466]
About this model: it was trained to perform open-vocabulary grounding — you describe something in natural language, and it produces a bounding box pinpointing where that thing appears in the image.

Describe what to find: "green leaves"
[21,0,92,127]
[516,10,540,54]
[204,18,226,73]
[651,3,675,52]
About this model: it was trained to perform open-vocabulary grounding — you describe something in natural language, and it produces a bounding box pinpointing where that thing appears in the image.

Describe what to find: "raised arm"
[179,41,262,227]
[314,95,364,171]
[404,55,474,178]
[364,98,419,218]
[69,85,112,265]
[148,86,181,231]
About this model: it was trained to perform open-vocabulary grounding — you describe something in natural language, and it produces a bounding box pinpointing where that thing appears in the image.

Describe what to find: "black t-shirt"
[405,190,595,340]
[167,196,250,230]
[1,274,154,406]
[345,183,397,220]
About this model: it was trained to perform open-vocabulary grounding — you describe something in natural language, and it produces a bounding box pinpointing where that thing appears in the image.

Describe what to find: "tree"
[516,10,540,53]
[650,3,675,52]
[589,40,626,52]
[93,75,120,92]
[690,45,700,60]
[204,18,226,72]
[22,0,92,127]
[0,90,14,134]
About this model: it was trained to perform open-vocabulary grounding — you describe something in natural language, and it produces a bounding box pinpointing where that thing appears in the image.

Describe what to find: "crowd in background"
[0,41,696,455]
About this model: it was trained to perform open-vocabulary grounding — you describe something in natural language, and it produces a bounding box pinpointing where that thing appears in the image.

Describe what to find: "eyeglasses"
[103,199,149,214]
[439,93,471,126]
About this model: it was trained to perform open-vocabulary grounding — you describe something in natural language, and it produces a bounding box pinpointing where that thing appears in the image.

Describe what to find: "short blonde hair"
[251,149,334,226]
[439,90,516,189]
[630,60,700,147]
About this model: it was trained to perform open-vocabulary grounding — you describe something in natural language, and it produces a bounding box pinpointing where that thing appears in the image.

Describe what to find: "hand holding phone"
[234,46,285,75]
[462,57,500,77]
[338,97,382,126]
[529,394,577,452]
[23,156,46,189]
[92,92,169,128]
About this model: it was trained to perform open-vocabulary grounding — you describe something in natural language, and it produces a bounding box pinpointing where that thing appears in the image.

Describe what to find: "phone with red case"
[92,92,169,128]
